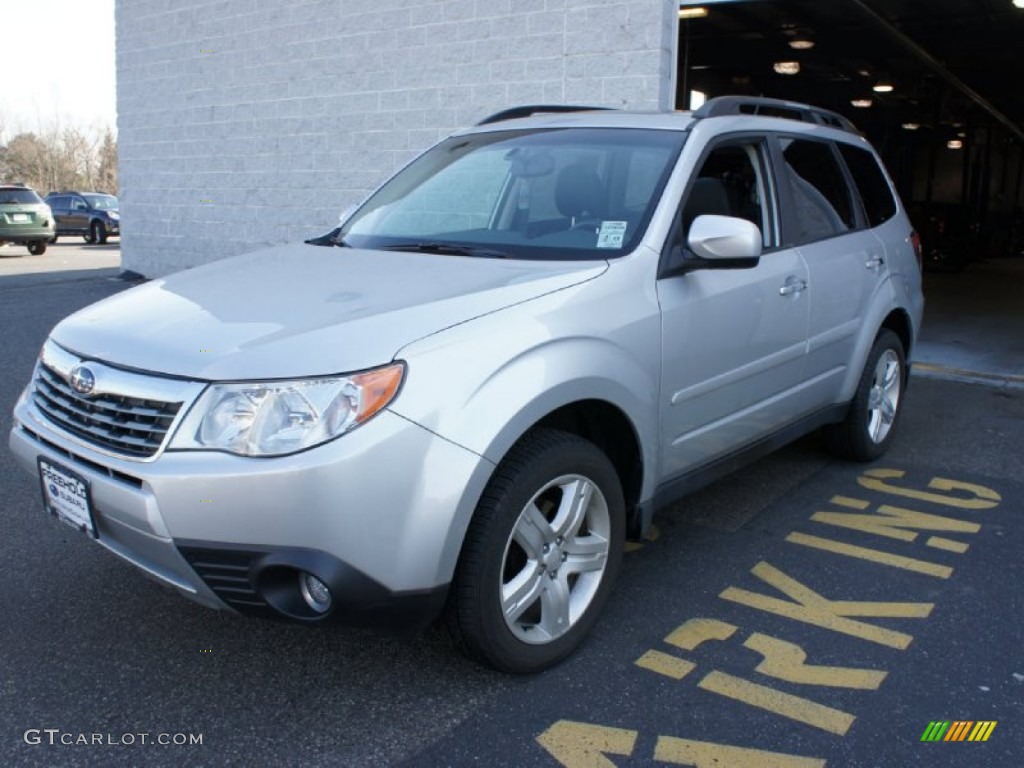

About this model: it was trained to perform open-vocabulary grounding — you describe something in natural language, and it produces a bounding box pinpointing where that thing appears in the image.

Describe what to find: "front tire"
[824,329,906,461]
[446,429,624,673]
[27,241,47,255]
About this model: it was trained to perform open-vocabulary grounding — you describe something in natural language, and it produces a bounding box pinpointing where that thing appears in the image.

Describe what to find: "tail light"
[910,230,922,271]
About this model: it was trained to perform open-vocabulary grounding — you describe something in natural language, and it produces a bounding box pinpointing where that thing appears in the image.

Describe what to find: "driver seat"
[554,164,606,225]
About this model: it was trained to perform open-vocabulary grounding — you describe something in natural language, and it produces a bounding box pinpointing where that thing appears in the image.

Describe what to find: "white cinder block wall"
[115,0,678,277]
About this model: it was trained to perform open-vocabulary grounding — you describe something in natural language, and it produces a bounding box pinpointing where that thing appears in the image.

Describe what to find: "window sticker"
[596,220,628,249]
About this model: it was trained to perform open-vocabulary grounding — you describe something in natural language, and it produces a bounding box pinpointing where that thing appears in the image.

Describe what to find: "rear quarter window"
[837,143,898,227]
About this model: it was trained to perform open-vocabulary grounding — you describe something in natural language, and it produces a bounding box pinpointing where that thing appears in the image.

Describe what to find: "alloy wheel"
[866,349,901,443]
[500,474,610,644]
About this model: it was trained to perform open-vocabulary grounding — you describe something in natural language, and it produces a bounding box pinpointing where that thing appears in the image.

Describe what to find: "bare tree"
[2,133,49,188]
[96,128,118,194]
[0,119,117,195]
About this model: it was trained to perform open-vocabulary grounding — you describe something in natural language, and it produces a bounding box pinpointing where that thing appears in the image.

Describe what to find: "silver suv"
[10,97,924,673]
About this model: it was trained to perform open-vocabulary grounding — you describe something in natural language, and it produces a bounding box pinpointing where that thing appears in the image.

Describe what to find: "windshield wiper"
[305,228,350,247]
[380,242,509,258]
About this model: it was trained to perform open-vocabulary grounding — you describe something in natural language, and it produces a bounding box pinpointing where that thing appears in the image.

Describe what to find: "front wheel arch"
[445,428,625,673]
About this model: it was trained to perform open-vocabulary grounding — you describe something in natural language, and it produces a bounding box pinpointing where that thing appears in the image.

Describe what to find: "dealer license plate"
[38,458,96,538]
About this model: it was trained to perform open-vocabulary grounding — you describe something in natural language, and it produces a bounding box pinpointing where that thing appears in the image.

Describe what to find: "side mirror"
[687,214,762,265]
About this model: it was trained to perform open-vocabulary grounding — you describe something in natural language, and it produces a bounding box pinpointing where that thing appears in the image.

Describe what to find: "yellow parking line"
[926,536,970,553]
[786,532,953,578]
[698,671,856,735]
[634,651,696,680]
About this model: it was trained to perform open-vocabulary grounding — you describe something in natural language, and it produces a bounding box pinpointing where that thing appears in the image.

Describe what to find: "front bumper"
[11,388,492,629]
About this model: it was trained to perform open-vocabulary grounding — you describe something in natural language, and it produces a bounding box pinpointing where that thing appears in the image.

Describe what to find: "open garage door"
[674,0,1024,385]
[676,0,1024,265]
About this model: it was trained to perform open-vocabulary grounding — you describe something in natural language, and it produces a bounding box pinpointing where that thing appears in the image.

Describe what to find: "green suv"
[0,184,54,255]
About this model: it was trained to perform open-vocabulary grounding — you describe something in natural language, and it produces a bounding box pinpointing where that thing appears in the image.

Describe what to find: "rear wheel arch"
[824,327,907,461]
[880,309,913,365]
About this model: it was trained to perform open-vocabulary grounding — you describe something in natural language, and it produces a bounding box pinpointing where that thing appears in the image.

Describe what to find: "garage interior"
[675,0,1024,384]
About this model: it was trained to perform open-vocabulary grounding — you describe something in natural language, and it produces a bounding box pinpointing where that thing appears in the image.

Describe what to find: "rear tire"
[27,241,47,255]
[824,329,906,461]
[445,428,624,673]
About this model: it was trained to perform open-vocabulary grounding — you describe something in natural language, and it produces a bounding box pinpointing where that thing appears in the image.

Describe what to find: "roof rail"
[692,96,861,135]
[476,104,613,126]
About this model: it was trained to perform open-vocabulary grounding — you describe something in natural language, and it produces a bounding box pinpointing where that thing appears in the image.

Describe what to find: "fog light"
[299,572,332,613]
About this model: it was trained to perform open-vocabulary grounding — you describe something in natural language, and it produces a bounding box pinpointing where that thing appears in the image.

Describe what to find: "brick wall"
[115,0,677,276]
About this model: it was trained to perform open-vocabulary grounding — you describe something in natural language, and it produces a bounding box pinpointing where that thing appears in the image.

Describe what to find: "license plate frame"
[38,458,97,538]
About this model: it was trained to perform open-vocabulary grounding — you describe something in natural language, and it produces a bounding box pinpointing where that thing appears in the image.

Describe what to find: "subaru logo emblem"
[69,365,96,395]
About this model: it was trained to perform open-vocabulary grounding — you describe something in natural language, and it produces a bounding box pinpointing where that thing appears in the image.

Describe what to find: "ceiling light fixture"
[902,123,920,130]
[679,7,709,19]
[773,61,800,75]
[851,99,873,108]
[947,139,963,149]
[873,82,894,93]
[789,39,815,50]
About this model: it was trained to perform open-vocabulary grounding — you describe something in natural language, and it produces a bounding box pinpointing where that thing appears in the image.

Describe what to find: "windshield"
[83,194,118,210]
[0,188,43,205]
[340,127,686,260]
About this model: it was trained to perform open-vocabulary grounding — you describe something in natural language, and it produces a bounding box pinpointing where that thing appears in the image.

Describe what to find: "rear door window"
[837,143,898,227]
[778,138,856,244]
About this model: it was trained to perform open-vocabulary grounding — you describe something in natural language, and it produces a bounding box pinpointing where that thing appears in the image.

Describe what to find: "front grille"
[32,363,182,458]
[19,425,144,488]
[178,546,271,615]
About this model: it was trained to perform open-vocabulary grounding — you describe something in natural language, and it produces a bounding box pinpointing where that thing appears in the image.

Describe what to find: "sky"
[0,0,117,139]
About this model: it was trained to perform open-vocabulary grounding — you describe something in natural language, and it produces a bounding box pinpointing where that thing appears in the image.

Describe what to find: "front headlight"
[169,363,404,456]
[108,211,120,220]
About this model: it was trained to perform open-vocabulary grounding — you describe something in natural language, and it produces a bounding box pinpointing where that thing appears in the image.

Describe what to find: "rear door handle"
[779,278,807,296]
[865,257,885,270]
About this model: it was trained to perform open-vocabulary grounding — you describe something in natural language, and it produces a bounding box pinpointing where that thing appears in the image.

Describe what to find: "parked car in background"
[908,202,974,272]
[44,191,120,244]
[0,184,54,255]
[10,97,924,673]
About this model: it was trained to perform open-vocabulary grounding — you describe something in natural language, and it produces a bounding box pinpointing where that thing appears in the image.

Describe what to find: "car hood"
[51,242,606,380]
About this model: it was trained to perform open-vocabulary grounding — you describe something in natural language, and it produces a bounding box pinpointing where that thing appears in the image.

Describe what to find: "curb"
[911,362,1024,389]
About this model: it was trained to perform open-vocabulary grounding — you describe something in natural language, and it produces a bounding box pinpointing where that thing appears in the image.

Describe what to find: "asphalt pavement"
[0,240,121,279]
[0,266,1021,767]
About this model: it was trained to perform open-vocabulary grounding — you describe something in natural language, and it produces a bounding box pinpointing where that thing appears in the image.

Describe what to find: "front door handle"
[865,257,885,270]
[779,278,807,296]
